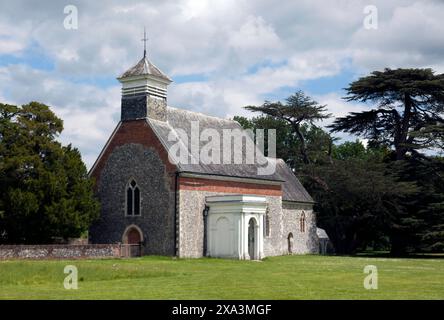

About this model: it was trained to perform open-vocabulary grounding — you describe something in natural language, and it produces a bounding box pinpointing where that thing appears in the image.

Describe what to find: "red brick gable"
[90,119,283,197]
[179,176,282,197]
[90,119,178,190]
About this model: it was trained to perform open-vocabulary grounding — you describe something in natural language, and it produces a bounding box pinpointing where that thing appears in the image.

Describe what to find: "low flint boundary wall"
[0,244,121,260]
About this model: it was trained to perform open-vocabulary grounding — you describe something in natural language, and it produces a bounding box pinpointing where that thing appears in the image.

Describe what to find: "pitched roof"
[317,228,329,239]
[274,158,314,203]
[118,57,172,82]
[147,107,314,203]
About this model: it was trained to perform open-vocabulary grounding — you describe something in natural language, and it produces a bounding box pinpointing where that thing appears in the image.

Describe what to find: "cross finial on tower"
[141,27,148,58]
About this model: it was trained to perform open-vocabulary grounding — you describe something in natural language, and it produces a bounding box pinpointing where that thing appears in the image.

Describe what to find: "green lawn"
[0,255,443,299]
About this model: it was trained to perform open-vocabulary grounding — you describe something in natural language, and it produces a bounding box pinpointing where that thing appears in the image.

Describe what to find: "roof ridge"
[166,106,238,124]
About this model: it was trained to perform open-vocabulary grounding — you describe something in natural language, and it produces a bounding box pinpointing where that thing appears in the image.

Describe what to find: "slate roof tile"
[118,57,172,82]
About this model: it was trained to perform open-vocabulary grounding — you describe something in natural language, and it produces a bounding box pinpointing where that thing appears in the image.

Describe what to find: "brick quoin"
[90,119,177,190]
[179,176,282,197]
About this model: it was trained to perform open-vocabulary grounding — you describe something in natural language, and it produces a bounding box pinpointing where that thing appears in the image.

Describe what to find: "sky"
[1,0,444,168]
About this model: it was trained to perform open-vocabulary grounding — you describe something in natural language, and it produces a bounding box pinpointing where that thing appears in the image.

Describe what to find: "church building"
[89,50,319,259]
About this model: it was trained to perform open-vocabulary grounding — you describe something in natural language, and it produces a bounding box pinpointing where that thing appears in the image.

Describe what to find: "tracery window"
[126,179,141,216]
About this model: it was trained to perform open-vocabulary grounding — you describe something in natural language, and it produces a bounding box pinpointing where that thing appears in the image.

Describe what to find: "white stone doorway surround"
[205,195,267,260]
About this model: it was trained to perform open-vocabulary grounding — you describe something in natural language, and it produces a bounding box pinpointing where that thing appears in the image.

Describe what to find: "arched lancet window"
[126,179,141,216]
[263,208,270,237]
[300,211,306,233]
[287,232,294,254]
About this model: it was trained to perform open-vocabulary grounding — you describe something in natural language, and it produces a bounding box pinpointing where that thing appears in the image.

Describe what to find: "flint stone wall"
[121,94,167,121]
[0,244,121,260]
[282,201,318,254]
[89,143,175,256]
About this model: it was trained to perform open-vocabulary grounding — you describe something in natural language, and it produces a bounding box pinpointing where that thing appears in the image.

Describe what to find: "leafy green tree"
[234,115,298,169]
[234,115,332,170]
[331,140,390,161]
[387,157,444,254]
[331,140,366,160]
[236,112,410,254]
[328,68,444,254]
[411,123,444,151]
[0,102,99,243]
[302,147,417,254]
[245,90,330,164]
[237,82,444,255]
[330,68,444,160]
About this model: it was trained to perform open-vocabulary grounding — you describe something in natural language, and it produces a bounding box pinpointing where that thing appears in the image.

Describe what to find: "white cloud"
[0,22,31,54]
[1,0,444,168]
[0,64,120,168]
[228,15,282,52]
[169,49,342,120]
[350,1,444,72]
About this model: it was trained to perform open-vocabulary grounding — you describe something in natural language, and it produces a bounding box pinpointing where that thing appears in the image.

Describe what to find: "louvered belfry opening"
[117,55,172,122]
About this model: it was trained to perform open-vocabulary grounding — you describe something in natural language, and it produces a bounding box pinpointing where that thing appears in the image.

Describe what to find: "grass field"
[0,255,443,299]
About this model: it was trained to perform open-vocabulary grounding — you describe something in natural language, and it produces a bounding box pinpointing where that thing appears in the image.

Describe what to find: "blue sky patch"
[0,41,54,71]
[173,73,209,83]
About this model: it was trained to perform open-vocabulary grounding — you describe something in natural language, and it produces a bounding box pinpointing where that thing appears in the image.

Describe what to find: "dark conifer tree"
[0,102,99,243]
